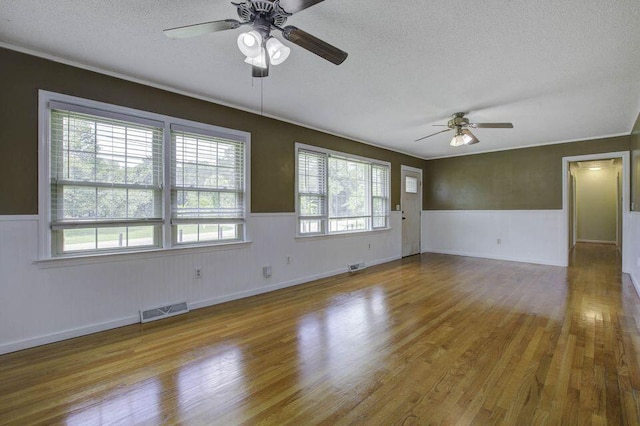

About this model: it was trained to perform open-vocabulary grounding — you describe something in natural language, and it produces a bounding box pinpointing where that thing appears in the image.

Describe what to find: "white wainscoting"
[627,212,640,297]
[421,210,567,267]
[0,212,401,355]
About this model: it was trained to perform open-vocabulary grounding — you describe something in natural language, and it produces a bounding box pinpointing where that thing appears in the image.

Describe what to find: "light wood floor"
[1,244,639,425]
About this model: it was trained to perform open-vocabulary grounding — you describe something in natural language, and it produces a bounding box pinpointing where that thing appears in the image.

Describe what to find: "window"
[405,176,418,193]
[296,144,390,235]
[40,92,249,258]
[171,125,245,244]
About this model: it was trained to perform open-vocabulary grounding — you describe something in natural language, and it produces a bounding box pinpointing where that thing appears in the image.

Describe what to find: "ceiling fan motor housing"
[448,113,469,129]
[235,0,289,27]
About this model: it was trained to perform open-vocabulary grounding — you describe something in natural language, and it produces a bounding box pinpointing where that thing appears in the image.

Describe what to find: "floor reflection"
[66,378,161,425]
[297,286,389,387]
[177,345,246,421]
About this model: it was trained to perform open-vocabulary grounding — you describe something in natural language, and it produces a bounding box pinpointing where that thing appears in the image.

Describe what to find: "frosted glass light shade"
[244,48,267,69]
[450,134,469,146]
[237,31,263,58]
[266,37,290,65]
[450,131,474,146]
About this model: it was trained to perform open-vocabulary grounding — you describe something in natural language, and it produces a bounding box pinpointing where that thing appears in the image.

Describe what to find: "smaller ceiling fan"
[163,0,348,78]
[416,112,513,146]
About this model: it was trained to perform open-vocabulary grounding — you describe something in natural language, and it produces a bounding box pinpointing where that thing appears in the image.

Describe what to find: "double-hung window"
[48,104,164,254]
[296,144,390,236]
[171,125,245,244]
[40,92,249,258]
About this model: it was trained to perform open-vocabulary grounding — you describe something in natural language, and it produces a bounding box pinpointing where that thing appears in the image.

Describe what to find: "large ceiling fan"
[416,112,513,146]
[163,0,348,78]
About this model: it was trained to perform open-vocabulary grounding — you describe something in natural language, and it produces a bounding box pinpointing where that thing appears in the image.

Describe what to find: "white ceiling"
[1,0,639,159]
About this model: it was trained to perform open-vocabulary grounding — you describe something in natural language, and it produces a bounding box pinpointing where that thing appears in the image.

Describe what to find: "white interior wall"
[0,213,401,355]
[420,210,566,266]
[628,213,640,295]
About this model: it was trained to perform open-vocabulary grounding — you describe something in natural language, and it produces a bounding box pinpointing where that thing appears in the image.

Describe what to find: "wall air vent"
[348,262,366,272]
[140,302,189,323]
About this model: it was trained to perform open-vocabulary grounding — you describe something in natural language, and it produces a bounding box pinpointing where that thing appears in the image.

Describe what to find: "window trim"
[294,142,391,238]
[38,90,251,259]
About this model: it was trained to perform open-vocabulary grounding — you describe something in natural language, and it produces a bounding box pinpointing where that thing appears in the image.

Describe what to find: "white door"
[401,168,421,257]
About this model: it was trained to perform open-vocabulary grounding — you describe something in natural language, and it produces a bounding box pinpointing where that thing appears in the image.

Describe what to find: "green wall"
[575,166,618,242]
[423,136,631,210]
[1,47,638,215]
[0,47,423,215]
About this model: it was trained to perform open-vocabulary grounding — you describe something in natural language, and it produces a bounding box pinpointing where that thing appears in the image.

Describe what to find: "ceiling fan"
[416,112,513,146]
[163,0,348,78]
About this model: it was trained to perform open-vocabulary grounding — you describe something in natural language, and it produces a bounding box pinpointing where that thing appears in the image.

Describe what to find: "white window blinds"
[328,156,371,232]
[49,108,163,254]
[372,165,390,228]
[298,149,327,234]
[171,125,246,243]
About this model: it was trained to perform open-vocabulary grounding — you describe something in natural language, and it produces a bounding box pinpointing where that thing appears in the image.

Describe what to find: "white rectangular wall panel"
[421,210,567,267]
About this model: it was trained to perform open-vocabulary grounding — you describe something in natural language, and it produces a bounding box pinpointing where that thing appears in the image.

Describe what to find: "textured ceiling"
[0,0,639,159]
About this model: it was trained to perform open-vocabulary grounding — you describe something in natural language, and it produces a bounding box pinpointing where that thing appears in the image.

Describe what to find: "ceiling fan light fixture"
[450,134,465,147]
[237,31,263,58]
[244,47,268,69]
[450,130,473,147]
[266,37,290,65]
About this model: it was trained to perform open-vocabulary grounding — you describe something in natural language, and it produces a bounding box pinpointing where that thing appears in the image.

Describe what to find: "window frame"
[38,91,250,259]
[170,123,247,246]
[295,142,391,237]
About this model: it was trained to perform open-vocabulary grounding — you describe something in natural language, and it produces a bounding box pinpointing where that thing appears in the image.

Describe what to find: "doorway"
[568,159,621,250]
[401,166,422,257]
[563,152,629,270]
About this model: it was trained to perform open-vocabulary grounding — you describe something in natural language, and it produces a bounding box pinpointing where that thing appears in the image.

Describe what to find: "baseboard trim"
[190,255,401,311]
[422,248,566,267]
[576,239,616,244]
[630,273,640,299]
[0,315,139,356]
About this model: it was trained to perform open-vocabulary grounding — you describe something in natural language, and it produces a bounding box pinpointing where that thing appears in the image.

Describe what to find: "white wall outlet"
[286,256,291,264]
[263,266,272,278]
[497,238,502,245]
[368,242,371,250]
[194,268,202,279]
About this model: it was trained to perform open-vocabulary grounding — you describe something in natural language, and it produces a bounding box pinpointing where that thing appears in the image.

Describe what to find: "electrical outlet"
[497,239,502,245]
[263,266,272,278]
[195,268,202,279]
[368,243,371,250]
[286,256,291,264]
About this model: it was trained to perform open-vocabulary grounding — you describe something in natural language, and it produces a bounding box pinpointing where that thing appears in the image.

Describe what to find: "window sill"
[34,240,253,269]
[295,227,392,242]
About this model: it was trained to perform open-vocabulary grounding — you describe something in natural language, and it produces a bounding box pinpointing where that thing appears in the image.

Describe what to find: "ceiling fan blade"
[164,19,241,39]
[282,26,348,65]
[415,128,452,142]
[252,64,269,78]
[470,122,514,129]
[462,129,480,145]
[278,0,326,14]
[431,124,449,127]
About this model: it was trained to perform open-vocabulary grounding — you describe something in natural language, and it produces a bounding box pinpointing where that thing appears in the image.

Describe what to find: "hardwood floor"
[1,244,639,425]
